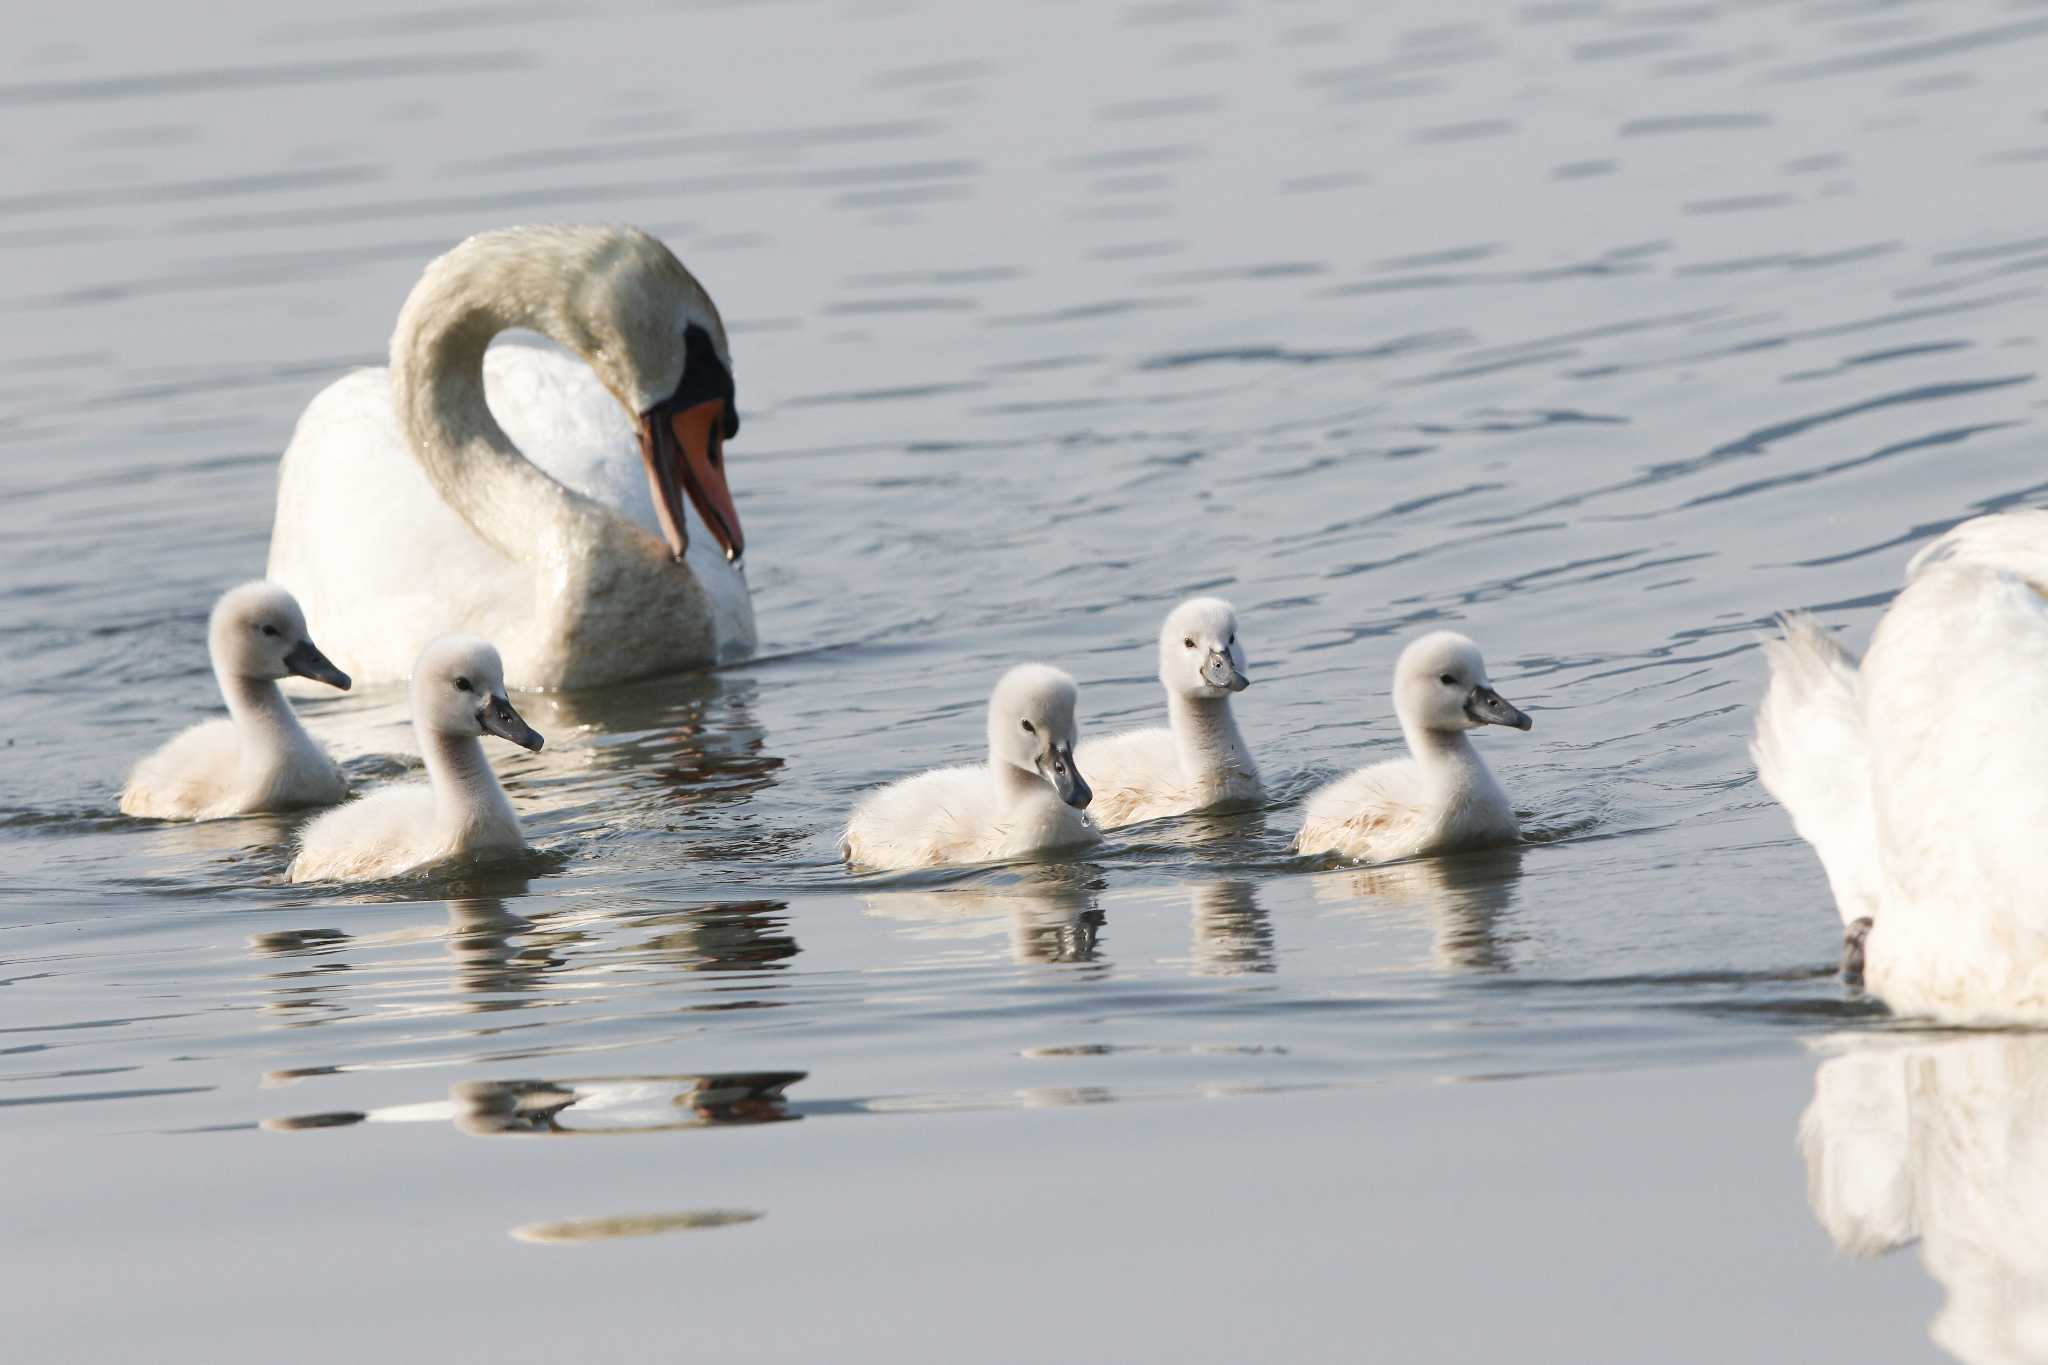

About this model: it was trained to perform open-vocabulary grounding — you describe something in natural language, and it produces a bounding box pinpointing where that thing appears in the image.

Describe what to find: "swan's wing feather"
[1752,612,1881,926]
[483,344,659,535]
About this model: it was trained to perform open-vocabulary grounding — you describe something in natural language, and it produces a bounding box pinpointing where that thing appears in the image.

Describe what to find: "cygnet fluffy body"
[119,581,350,820]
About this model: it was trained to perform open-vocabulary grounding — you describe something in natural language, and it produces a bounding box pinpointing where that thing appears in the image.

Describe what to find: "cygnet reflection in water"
[1187,880,1274,976]
[862,868,1106,965]
[264,1071,805,1136]
[1800,1032,2048,1365]
[624,900,799,971]
[1310,845,1525,972]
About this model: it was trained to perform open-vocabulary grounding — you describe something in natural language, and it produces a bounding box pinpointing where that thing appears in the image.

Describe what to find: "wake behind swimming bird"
[1294,631,1532,863]
[1077,597,1260,828]
[119,582,351,821]
[1754,508,2048,1023]
[289,636,544,883]
[841,664,1100,871]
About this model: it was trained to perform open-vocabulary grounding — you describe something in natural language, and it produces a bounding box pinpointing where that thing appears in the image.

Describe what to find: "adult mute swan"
[1294,631,1531,862]
[119,581,351,820]
[1076,597,1260,828]
[841,664,1100,871]
[1753,508,2048,1022]
[267,225,752,691]
[289,636,544,882]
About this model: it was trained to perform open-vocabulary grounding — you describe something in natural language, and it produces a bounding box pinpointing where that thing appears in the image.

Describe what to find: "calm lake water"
[7,0,2048,1358]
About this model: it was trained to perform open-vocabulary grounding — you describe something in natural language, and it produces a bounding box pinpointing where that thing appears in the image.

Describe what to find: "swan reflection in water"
[1801,1031,2048,1365]
[1309,845,1525,971]
[265,1070,805,1136]
[862,866,1106,965]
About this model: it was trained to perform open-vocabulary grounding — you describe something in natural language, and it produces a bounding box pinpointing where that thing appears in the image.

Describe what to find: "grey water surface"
[7,0,2048,1359]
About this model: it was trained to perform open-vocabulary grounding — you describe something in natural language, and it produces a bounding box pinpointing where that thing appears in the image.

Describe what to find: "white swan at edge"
[1754,508,2048,1022]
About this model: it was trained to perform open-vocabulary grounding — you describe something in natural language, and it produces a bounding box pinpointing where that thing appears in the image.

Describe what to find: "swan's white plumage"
[1077,597,1260,828]
[267,226,754,691]
[842,664,1101,871]
[1751,613,1880,926]
[1294,631,1530,862]
[1755,509,2048,1022]
[290,636,540,882]
[119,582,348,820]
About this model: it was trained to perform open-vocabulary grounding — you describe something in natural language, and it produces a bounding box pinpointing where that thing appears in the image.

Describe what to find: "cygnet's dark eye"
[1183,637,1196,649]
[1020,719,1035,734]
[1439,674,1457,687]
[455,677,474,693]
[260,625,280,638]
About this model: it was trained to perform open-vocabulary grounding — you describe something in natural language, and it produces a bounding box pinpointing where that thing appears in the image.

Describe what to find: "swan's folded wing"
[1752,613,1881,925]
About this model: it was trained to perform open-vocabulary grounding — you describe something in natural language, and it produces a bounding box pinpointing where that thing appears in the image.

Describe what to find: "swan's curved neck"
[1168,693,1252,782]
[217,668,318,773]
[420,728,519,840]
[390,251,594,560]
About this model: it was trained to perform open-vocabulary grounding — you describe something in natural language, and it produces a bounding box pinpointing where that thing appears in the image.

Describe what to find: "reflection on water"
[510,1208,764,1245]
[266,1071,805,1136]
[863,867,1106,965]
[1802,1033,2048,1365]
[1311,847,1524,972]
[1187,880,1273,976]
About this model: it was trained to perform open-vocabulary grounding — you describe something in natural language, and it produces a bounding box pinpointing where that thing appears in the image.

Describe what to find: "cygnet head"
[411,636,545,751]
[987,664,1092,809]
[1158,597,1250,698]
[208,581,350,690]
[1392,631,1531,735]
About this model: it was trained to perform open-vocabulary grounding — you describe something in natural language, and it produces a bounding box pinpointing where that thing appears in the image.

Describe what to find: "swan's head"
[419,224,745,567]
[1393,631,1530,734]
[570,228,743,569]
[411,635,544,752]
[209,581,350,690]
[988,664,1092,809]
[1159,596,1249,698]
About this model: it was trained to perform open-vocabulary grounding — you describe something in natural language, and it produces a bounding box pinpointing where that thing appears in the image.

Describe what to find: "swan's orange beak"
[638,396,744,567]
